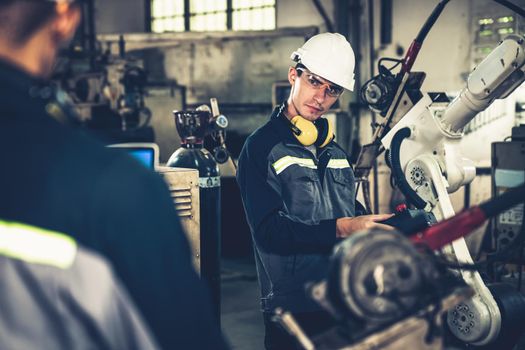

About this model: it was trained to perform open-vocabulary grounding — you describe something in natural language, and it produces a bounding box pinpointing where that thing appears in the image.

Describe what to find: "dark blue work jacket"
[237,104,356,313]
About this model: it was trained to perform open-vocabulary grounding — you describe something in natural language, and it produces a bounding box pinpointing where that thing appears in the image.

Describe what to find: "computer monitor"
[107,143,160,170]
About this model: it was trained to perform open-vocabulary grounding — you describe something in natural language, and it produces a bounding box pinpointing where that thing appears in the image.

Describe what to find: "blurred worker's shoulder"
[51,123,167,189]
[63,128,176,216]
[0,221,160,350]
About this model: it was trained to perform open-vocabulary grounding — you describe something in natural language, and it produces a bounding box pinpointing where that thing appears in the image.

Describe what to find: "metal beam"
[97,26,320,52]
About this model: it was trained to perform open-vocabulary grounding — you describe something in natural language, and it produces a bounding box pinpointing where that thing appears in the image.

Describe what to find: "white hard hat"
[291,33,356,91]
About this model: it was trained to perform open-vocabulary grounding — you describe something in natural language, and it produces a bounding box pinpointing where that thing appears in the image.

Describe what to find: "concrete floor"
[221,258,265,350]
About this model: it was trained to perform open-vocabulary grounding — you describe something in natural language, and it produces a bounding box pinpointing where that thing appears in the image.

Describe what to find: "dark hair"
[0,0,58,45]
[295,63,306,76]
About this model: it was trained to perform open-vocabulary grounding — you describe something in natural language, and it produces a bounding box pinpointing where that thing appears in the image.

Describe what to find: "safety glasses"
[296,68,344,98]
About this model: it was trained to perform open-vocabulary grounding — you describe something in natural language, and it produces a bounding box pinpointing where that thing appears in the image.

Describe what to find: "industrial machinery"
[274,185,525,350]
[53,43,153,141]
[354,0,450,210]
[378,32,525,346]
[491,125,525,261]
[51,0,154,143]
[345,0,525,347]
[273,2,525,348]
[167,99,231,323]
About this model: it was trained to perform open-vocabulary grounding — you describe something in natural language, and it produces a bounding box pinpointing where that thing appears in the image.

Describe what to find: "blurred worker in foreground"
[237,33,393,349]
[0,0,228,349]
[0,221,160,349]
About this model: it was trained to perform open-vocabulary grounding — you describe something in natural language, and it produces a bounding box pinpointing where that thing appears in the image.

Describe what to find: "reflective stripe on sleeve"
[0,221,77,269]
[327,159,351,169]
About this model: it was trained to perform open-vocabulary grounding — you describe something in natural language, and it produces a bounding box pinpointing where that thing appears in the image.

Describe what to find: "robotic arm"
[441,35,525,133]
[381,34,525,345]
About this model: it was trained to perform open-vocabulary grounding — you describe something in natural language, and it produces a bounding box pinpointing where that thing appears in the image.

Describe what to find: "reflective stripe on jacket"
[0,220,160,350]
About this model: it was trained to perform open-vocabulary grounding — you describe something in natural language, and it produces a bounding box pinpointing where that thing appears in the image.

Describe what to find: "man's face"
[287,67,343,121]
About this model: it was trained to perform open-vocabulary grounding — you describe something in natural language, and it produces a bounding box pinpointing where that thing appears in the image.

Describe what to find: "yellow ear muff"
[315,118,335,148]
[290,115,318,146]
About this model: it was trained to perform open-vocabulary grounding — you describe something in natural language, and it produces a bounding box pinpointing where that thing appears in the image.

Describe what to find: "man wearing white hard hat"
[237,33,393,349]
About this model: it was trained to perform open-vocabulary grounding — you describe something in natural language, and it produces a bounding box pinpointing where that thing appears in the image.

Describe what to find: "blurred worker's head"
[0,0,81,77]
[287,33,356,121]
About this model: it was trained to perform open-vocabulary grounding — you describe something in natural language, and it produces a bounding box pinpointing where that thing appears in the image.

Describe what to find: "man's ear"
[51,2,81,45]
[288,67,297,85]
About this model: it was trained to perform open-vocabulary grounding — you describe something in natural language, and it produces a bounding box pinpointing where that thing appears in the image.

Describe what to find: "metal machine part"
[491,125,525,256]
[279,288,472,350]
[157,167,201,273]
[328,230,437,322]
[274,186,525,350]
[307,229,447,344]
[354,0,448,186]
[405,185,525,349]
[275,228,469,350]
[378,205,437,235]
[380,35,525,346]
[440,35,525,134]
[361,62,400,115]
[209,98,231,165]
[52,0,152,136]
[173,110,211,145]
[176,100,231,164]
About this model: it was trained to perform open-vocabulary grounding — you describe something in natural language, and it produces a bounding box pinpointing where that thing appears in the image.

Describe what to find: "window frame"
[146,0,276,33]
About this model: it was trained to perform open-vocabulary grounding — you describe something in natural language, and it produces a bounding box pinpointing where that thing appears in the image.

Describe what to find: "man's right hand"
[336,214,395,238]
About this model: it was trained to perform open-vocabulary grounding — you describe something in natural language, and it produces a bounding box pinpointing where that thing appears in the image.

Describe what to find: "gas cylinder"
[167,110,221,323]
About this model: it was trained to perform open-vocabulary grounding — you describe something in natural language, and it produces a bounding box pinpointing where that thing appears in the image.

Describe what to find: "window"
[149,0,276,33]
[190,0,227,31]
[151,0,185,33]
[232,0,275,31]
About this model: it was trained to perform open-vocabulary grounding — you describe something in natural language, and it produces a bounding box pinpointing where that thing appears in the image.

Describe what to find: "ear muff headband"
[314,118,334,148]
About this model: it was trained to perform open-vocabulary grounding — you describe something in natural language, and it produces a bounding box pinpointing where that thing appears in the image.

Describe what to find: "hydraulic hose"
[401,0,450,74]
[388,127,427,209]
[411,184,525,251]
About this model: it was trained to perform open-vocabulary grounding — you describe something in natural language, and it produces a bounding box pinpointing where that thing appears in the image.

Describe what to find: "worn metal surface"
[342,288,473,350]
[157,166,201,273]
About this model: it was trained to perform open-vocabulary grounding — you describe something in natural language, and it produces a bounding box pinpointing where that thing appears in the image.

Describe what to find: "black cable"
[423,299,442,344]
[378,57,403,72]
[415,0,451,44]
[480,184,525,217]
[493,0,525,18]
[416,195,525,271]
[388,127,427,209]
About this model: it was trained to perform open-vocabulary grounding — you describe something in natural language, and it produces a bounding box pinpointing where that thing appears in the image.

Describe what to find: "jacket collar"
[0,58,48,98]
[0,58,78,125]
[269,103,298,144]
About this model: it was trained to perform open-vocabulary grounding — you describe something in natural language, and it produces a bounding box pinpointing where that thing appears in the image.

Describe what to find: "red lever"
[395,204,408,213]
[410,207,487,250]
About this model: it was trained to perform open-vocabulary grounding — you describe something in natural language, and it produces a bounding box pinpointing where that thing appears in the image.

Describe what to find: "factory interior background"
[4,0,525,349]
